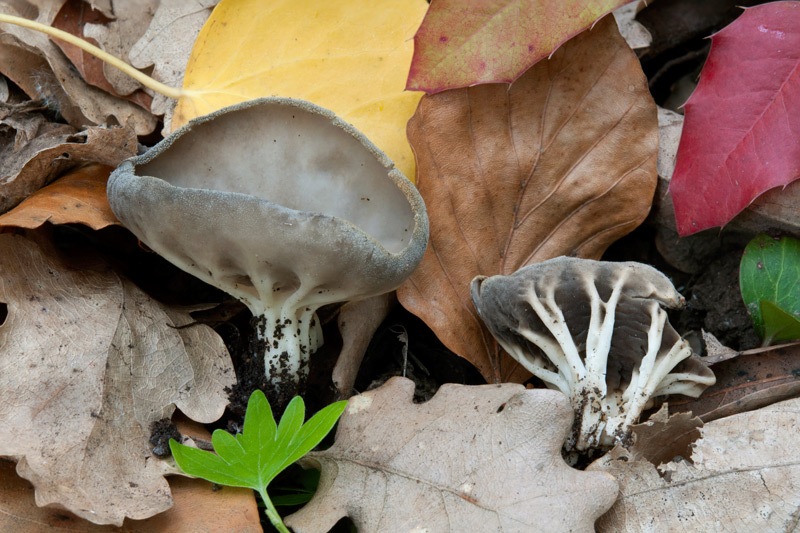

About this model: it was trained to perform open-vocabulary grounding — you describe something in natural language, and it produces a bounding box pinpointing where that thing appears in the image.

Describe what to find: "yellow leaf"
[173,0,427,182]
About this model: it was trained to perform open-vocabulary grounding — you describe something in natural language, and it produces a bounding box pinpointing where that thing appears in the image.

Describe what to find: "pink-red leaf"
[406,0,633,94]
[670,2,800,236]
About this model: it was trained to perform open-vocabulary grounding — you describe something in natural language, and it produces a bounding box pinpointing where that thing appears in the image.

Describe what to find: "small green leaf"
[240,389,277,449]
[168,441,255,489]
[211,428,246,463]
[740,234,800,344]
[169,390,346,533]
[760,300,800,345]
[277,400,347,472]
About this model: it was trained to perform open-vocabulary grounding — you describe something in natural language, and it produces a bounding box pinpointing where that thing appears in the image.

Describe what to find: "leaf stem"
[259,488,291,533]
[0,13,184,100]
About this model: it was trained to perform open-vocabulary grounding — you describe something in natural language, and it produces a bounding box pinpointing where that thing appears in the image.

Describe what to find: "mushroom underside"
[471,257,715,452]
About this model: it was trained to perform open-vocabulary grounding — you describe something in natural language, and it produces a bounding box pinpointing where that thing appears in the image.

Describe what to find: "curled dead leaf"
[398,17,658,383]
[669,341,800,423]
[51,0,154,107]
[0,117,137,214]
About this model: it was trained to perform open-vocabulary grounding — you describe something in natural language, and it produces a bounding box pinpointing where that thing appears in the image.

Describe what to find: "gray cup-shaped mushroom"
[108,98,429,405]
[471,257,715,453]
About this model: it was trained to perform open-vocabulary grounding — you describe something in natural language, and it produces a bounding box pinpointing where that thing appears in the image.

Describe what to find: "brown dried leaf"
[76,0,156,95]
[590,397,800,531]
[0,1,157,134]
[669,342,800,423]
[285,377,618,533]
[397,17,658,383]
[0,164,119,230]
[51,0,153,107]
[0,235,235,525]
[0,38,87,124]
[627,405,703,466]
[0,117,137,214]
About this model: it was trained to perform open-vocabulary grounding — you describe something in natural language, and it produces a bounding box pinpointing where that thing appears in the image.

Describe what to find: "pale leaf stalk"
[0,14,188,100]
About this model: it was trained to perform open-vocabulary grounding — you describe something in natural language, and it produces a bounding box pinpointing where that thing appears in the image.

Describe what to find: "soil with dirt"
[682,250,761,351]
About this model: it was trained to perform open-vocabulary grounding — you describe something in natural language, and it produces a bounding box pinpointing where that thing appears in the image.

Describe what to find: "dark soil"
[682,250,761,350]
[149,418,181,458]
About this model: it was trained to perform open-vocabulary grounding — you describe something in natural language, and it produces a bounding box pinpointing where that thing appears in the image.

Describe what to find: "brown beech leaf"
[590,397,800,531]
[285,377,618,533]
[669,342,800,423]
[0,235,235,526]
[0,119,137,214]
[0,164,119,230]
[397,17,657,383]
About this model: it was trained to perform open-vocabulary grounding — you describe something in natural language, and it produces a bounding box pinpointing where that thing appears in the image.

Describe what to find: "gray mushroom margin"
[471,257,715,453]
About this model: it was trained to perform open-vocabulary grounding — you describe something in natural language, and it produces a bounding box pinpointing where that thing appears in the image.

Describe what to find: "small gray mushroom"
[471,257,715,452]
[108,98,429,406]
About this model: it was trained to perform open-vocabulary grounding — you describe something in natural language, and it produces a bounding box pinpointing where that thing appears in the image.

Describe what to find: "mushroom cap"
[108,98,429,312]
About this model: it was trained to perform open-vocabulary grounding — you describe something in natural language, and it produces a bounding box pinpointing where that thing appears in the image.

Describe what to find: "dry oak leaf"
[171,0,426,182]
[285,377,619,533]
[0,234,235,526]
[590,396,800,532]
[0,119,137,214]
[613,1,652,50]
[0,459,261,533]
[397,16,657,383]
[0,36,88,126]
[0,164,119,230]
[625,405,703,468]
